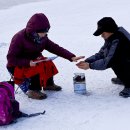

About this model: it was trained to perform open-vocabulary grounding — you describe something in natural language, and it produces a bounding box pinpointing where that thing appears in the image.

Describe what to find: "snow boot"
[26,90,47,100]
[111,77,123,85]
[119,88,130,98]
[44,84,62,91]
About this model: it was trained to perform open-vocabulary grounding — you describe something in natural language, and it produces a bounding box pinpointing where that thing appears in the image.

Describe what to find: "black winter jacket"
[85,27,130,70]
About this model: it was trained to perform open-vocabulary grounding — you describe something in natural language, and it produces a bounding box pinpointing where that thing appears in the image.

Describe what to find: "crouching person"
[7,13,84,100]
[77,17,130,98]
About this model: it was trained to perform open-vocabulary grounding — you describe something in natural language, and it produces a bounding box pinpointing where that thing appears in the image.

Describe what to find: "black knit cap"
[93,17,118,36]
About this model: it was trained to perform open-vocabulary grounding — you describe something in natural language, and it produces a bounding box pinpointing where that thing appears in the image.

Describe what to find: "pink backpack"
[0,81,45,126]
[0,82,21,125]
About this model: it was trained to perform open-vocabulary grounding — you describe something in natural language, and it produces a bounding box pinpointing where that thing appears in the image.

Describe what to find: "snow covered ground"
[0,0,130,130]
[0,0,43,9]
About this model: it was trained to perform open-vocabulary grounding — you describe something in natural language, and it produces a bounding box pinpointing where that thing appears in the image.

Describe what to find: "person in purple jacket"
[7,13,84,100]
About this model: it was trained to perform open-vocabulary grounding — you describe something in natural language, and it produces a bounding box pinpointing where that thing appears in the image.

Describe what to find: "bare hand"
[71,56,85,62]
[76,61,90,70]
[30,60,36,67]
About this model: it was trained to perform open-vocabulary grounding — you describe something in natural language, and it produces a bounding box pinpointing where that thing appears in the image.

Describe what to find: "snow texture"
[0,0,130,130]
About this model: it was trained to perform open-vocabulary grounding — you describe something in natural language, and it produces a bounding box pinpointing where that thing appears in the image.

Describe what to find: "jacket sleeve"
[7,35,30,67]
[45,38,76,61]
[89,39,119,70]
[85,46,105,63]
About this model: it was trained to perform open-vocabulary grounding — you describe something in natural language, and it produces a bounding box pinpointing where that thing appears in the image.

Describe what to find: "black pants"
[112,65,130,88]
[7,67,54,91]
[29,74,54,90]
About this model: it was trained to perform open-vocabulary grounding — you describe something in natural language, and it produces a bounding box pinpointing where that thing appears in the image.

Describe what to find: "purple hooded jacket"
[7,13,75,67]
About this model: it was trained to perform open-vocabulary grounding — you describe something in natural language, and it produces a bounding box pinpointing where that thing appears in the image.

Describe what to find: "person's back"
[108,29,130,68]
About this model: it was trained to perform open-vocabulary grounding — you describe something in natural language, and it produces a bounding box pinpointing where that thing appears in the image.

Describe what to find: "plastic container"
[73,73,86,95]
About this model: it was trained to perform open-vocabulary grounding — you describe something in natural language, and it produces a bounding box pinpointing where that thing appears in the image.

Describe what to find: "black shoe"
[119,88,130,98]
[111,77,123,85]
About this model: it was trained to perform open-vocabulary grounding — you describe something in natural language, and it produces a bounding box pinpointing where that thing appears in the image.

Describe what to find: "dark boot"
[26,74,47,100]
[44,84,62,91]
[26,90,47,100]
[111,77,123,85]
[44,77,62,91]
[119,88,130,98]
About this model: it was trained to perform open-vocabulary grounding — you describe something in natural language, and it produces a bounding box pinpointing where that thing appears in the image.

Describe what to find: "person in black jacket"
[77,17,130,98]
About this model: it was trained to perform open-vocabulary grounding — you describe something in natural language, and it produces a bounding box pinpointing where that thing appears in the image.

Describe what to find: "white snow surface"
[0,0,130,130]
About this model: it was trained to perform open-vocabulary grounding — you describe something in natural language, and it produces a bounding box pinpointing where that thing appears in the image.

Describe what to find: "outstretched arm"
[45,38,85,62]
[71,56,85,62]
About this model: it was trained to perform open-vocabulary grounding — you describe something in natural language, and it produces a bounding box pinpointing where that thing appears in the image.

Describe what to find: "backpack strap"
[28,110,46,117]
[20,110,46,118]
